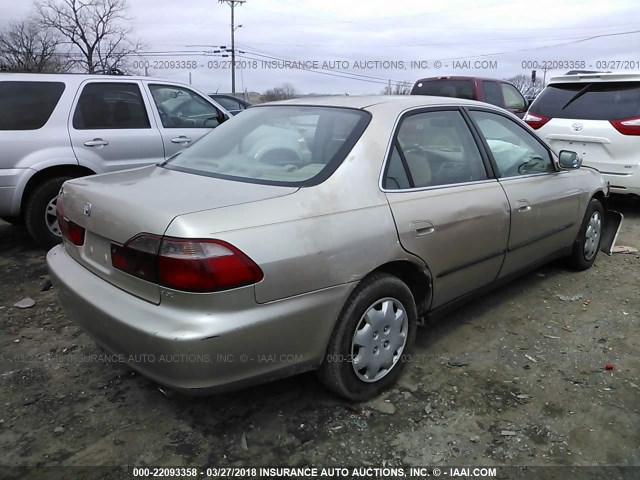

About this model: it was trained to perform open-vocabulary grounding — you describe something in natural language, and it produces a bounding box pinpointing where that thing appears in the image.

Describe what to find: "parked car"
[48,95,613,401]
[209,93,252,115]
[524,71,640,198]
[0,72,230,247]
[411,76,528,118]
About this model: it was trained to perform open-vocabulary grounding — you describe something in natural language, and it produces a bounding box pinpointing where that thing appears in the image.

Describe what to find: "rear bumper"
[47,245,353,393]
[600,171,640,196]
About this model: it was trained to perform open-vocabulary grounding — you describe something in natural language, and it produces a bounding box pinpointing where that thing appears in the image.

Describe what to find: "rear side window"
[73,83,150,129]
[385,110,487,189]
[530,82,640,120]
[411,80,475,100]
[0,81,65,130]
[214,97,243,111]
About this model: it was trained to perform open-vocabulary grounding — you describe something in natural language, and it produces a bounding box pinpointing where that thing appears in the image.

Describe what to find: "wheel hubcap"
[351,297,408,383]
[45,197,61,237]
[583,211,601,260]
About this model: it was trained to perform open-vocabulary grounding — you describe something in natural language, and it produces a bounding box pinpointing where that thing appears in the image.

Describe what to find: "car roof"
[259,94,498,112]
[548,71,640,84]
[413,75,510,83]
[0,72,189,85]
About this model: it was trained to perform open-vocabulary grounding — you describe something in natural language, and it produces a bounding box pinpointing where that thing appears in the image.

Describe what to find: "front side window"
[73,83,150,130]
[469,110,553,177]
[150,84,222,128]
[384,110,487,189]
[0,81,65,130]
[163,106,370,186]
[483,81,503,106]
[501,83,526,110]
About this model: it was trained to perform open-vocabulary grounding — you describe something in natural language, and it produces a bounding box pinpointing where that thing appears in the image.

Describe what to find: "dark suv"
[410,76,528,118]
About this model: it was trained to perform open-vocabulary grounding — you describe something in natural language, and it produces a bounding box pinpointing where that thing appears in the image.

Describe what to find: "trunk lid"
[60,165,297,303]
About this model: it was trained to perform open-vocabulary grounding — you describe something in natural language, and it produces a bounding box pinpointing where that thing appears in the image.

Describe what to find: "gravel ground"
[0,197,639,479]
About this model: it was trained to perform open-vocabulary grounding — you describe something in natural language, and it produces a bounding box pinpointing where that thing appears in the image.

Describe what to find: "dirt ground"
[1,197,639,479]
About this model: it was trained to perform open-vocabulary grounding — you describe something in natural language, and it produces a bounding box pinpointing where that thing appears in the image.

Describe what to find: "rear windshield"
[0,81,65,130]
[162,105,371,186]
[530,81,640,120]
[411,79,475,100]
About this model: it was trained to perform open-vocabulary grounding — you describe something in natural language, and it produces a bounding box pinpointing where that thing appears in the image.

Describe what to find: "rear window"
[411,80,475,100]
[163,106,371,186]
[0,81,65,130]
[530,81,640,120]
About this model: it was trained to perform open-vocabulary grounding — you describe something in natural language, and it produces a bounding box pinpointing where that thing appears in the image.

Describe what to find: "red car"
[411,76,528,118]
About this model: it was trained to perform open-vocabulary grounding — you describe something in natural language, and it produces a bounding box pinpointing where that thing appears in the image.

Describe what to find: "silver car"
[47,96,613,401]
[0,73,229,247]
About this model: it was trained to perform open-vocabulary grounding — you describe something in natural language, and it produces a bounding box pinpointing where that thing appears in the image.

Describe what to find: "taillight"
[111,234,161,282]
[55,196,85,246]
[523,113,551,130]
[111,235,263,293]
[610,116,640,135]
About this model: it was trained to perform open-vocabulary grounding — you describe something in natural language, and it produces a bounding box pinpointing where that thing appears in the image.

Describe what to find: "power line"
[218,0,245,94]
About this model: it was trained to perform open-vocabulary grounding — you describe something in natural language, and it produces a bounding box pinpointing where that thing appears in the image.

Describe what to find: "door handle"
[171,136,192,144]
[84,138,109,147]
[411,220,435,236]
[518,205,532,213]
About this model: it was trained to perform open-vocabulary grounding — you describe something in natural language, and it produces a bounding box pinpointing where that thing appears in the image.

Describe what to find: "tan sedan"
[47,96,613,400]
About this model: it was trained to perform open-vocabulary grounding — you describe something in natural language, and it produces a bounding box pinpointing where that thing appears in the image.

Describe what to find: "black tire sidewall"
[24,176,71,248]
[570,199,604,270]
[320,274,417,401]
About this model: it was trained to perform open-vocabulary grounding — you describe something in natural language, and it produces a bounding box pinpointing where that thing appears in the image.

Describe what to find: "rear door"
[529,81,640,175]
[69,80,165,173]
[145,82,227,158]
[384,108,510,308]
[468,109,581,277]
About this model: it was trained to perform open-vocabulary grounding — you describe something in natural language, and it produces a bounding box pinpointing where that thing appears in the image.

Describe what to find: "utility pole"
[219,0,245,94]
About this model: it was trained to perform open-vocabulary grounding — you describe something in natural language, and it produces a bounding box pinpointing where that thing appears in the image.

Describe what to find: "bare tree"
[262,82,298,102]
[381,81,412,95]
[0,18,70,72]
[36,0,142,73]
[504,74,543,97]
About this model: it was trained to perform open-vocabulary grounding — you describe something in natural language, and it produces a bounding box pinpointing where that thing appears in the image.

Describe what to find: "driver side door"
[468,109,581,277]
[144,83,226,158]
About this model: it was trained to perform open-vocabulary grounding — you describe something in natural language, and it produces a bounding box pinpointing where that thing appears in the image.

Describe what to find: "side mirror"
[558,150,582,169]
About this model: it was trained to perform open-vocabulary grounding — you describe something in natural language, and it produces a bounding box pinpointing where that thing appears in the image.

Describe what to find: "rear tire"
[317,273,417,401]
[569,198,604,271]
[24,176,71,248]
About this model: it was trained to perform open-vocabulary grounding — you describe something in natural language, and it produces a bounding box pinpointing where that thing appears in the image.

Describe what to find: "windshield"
[162,105,371,186]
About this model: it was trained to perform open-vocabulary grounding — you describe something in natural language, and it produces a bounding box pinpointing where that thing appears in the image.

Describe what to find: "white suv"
[525,72,640,197]
[0,72,230,246]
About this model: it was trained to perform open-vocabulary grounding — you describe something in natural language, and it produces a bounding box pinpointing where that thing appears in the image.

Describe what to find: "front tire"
[24,176,71,248]
[569,198,604,271]
[318,273,417,401]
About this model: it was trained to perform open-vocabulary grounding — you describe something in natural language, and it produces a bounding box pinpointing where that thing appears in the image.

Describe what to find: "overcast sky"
[3,0,640,95]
